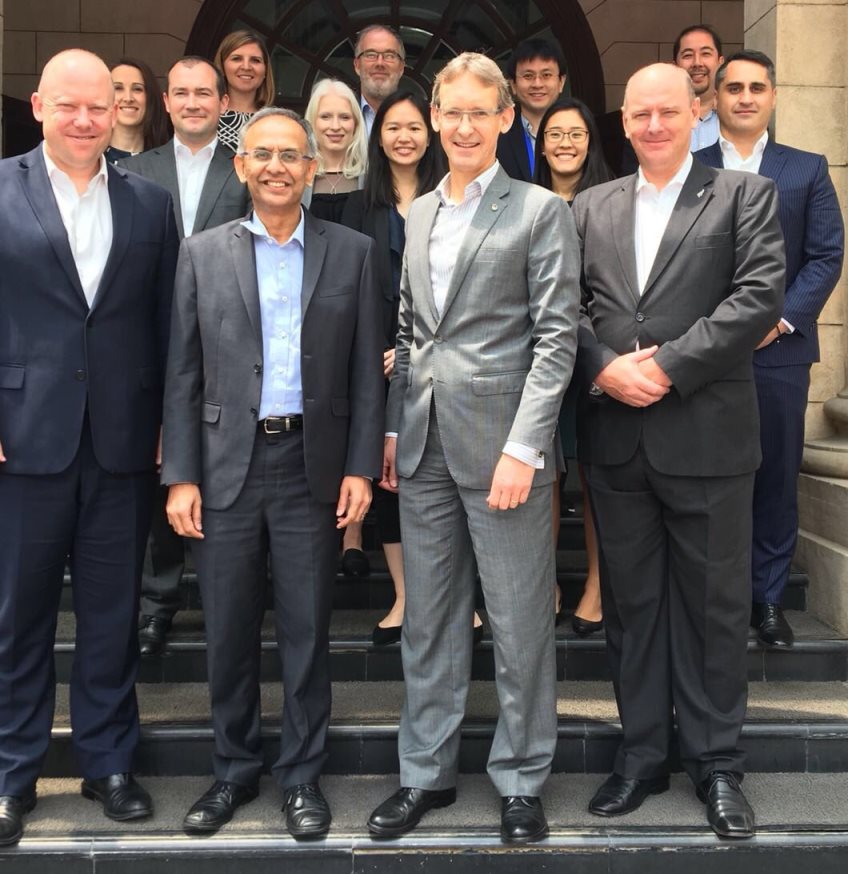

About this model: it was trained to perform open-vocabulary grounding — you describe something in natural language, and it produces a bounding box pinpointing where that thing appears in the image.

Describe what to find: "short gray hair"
[432,52,513,110]
[354,24,405,60]
[236,106,318,157]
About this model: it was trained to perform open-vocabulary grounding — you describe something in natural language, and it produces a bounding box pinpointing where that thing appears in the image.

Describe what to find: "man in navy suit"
[696,50,844,647]
[0,49,178,846]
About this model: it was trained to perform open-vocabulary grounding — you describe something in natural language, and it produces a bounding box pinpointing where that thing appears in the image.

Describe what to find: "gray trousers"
[397,413,557,797]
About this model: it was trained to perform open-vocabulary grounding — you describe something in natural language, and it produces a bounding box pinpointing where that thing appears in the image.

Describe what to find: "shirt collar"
[636,151,693,194]
[43,141,109,190]
[174,133,218,160]
[521,114,535,138]
[241,207,306,248]
[699,107,717,124]
[719,129,768,159]
[360,95,375,119]
[435,160,500,206]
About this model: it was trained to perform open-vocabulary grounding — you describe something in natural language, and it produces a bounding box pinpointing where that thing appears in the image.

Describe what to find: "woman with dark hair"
[341,91,482,645]
[214,29,275,152]
[106,58,169,163]
[535,97,613,635]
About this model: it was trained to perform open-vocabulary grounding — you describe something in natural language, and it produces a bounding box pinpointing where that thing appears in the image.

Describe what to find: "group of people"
[0,16,843,853]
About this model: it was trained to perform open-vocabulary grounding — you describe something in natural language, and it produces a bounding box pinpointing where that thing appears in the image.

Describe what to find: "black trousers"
[0,422,152,794]
[192,427,338,791]
[140,484,186,620]
[586,444,753,784]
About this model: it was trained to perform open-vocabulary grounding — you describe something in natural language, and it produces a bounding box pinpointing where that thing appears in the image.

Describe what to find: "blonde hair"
[214,30,275,110]
[432,52,514,110]
[304,79,368,179]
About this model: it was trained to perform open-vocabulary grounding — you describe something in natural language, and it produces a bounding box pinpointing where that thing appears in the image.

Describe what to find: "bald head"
[32,49,116,187]
[623,63,695,110]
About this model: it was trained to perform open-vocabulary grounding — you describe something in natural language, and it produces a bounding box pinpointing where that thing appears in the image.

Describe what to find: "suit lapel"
[758,139,787,185]
[153,145,184,237]
[193,146,233,234]
[90,165,134,313]
[413,193,441,323]
[230,223,262,343]
[439,168,510,323]
[301,211,327,316]
[18,147,88,309]
[641,161,715,299]
[611,175,641,305]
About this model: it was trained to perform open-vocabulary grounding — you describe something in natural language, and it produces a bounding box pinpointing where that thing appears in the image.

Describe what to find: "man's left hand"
[637,356,672,387]
[336,476,373,529]
[487,454,535,511]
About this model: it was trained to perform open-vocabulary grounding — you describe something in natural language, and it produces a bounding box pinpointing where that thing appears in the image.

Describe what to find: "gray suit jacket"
[119,140,249,238]
[386,166,580,490]
[161,210,385,509]
[572,159,786,476]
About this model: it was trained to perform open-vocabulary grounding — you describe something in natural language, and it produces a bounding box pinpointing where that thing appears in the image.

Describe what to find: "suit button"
[635,312,646,323]
[434,335,443,344]
[254,364,262,374]
[75,369,86,381]
[250,407,257,416]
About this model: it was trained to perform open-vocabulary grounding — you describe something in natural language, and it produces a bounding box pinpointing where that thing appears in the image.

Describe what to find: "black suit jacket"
[694,139,844,367]
[572,159,786,476]
[496,112,533,182]
[0,145,178,475]
[119,139,249,239]
[161,210,385,508]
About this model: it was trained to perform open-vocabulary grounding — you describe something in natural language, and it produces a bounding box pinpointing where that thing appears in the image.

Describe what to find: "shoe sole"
[81,786,152,821]
[367,794,457,838]
[588,780,670,817]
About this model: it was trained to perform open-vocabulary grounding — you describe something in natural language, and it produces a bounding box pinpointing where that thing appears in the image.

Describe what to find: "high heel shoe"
[342,548,370,577]
[372,623,402,646]
[571,614,603,636]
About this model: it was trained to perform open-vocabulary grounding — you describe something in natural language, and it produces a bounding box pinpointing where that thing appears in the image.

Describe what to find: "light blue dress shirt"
[690,108,720,152]
[241,209,306,418]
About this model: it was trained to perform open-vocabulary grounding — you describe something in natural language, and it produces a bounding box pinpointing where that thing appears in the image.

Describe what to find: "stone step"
[5,773,848,872]
[42,680,848,777]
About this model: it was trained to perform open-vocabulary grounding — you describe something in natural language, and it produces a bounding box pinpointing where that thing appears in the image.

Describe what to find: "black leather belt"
[259,415,303,433]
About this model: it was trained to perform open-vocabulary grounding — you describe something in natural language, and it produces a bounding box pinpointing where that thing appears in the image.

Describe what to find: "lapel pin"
[696,188,705,198]
[491,203,498,211]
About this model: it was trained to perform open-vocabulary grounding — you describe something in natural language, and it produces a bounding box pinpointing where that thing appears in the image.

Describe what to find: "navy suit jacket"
[496,112,533,182]
[695,139,844,366]
[0,145,179,475]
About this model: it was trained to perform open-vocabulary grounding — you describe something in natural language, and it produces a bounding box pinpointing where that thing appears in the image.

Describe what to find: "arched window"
[186,0,604,114]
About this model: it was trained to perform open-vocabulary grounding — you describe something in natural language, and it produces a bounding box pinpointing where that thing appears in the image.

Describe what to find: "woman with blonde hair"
[303,79,369,223]
[214,29,275,152]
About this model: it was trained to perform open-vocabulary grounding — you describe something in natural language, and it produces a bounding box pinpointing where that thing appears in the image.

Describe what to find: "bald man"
[0,49,178,845]
[572,64,784,838]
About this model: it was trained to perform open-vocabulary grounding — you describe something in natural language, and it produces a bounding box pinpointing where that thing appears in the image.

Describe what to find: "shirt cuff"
[385,432,398,439]
[780,318,795,334]
[503,441,545,469]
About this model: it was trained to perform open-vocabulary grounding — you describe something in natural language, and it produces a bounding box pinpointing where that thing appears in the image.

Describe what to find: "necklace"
[323,170,344,195]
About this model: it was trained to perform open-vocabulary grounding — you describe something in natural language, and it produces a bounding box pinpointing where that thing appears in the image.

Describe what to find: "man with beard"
[353,25,406,138]
[674,24,724,150]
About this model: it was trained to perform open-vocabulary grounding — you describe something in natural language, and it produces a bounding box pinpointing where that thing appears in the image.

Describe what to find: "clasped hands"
[594,345,671,408]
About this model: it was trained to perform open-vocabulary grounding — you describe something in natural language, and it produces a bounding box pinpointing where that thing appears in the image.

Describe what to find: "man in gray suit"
[120,56,249,656]
[367,53,579,844]
[572,64,785,838]
[161,107,383,838]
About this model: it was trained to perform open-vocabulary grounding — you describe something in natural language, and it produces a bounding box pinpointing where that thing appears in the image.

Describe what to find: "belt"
[259,415,303,434]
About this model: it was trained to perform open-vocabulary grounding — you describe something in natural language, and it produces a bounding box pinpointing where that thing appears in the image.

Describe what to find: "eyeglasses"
[239,148,314,165]
[543,128,589,145]
[517,71,560,83]
[437,107,503,126]
[356,50,404,63]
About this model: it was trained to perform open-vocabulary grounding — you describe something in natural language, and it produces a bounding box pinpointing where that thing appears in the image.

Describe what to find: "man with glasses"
[353,24,406,137]
[162,107,383,839]
[367,52,578,844]
[497,38,567,181]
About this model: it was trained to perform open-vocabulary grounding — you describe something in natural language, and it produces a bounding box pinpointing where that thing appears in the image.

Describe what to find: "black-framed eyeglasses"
[239,148,314,165]
[356,50,404,63]
[543,128,589,145]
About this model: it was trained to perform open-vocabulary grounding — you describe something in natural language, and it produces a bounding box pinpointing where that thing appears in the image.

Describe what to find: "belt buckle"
[263,418,282,434]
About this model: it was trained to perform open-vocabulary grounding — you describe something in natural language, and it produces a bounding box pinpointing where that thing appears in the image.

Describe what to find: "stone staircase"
[4,500,848,872]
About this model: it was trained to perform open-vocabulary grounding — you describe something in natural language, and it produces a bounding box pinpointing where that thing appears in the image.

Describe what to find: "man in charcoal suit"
[120,55,249,655]
[573,63,785,838]
[695,49,844,648]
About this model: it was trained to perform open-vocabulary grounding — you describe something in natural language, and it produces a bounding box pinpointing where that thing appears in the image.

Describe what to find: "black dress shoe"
[588,773,669,817]
[697,771,755,838]
[372,624,402,647]
[139,615,172,656]
[283,783,331,839]
[0,793,36,847]
[501,796,548,843]
[751,603,794,647]
[81,773,152,821]
[572,614,604,636]
[367,786,457,838]
[183,780,259,835]
[341,548,370,577]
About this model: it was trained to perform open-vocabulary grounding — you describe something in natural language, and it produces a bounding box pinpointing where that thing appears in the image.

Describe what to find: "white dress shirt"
[719,130,767,173]
[43,144,112,308]
[634,152,693,295]
[428,160,543,469]
[174,134,218,236]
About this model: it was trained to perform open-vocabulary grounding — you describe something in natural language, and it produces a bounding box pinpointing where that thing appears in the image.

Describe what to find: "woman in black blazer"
[341,91,485,645]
